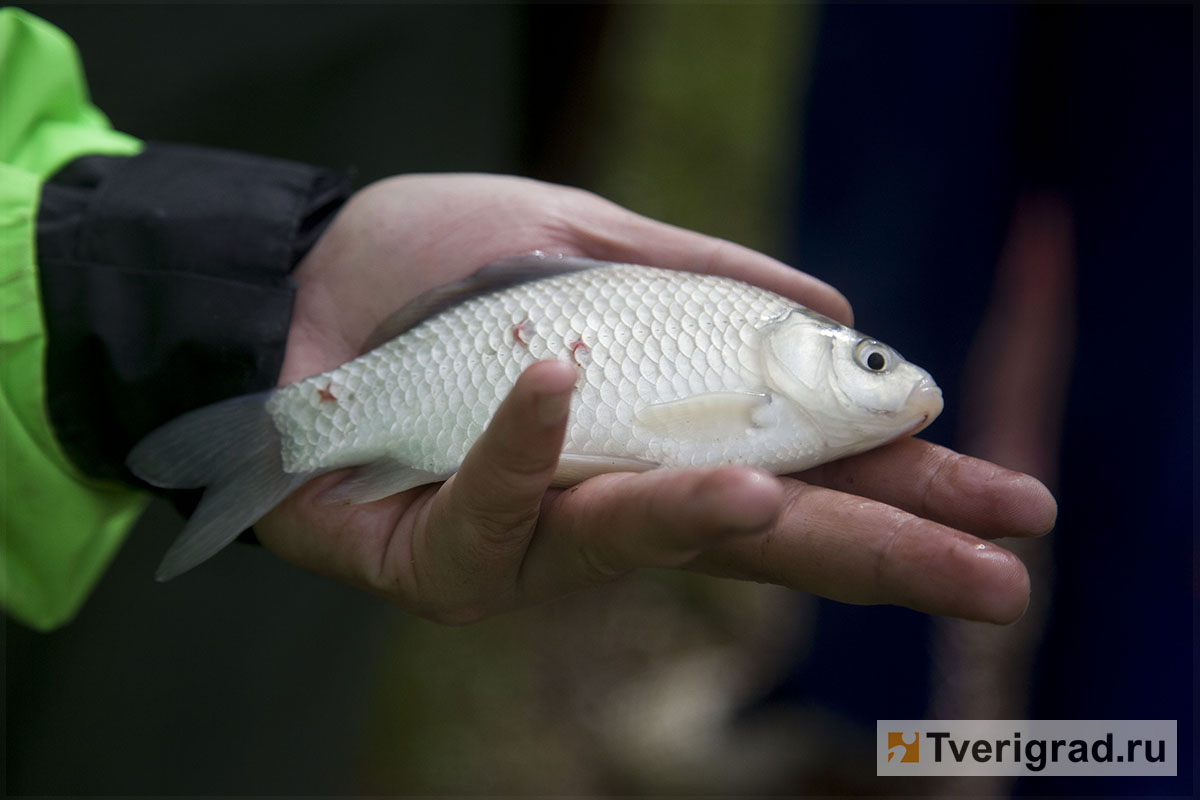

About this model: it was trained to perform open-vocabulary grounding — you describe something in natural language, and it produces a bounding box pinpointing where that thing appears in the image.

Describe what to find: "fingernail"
[535,389,571,427]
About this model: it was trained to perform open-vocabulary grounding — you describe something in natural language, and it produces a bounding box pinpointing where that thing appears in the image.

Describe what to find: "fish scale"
[268,264,785,474]
[129,256,941,580]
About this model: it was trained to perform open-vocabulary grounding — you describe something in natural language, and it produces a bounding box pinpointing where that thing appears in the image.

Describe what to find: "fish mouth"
[905,413,933,436]
[903,377,943,436]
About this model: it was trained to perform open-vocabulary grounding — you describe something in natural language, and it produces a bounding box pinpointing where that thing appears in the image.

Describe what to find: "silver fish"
[129,256,942,579]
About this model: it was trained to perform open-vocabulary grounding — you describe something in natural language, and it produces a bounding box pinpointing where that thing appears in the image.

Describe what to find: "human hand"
[256,174,1055,625]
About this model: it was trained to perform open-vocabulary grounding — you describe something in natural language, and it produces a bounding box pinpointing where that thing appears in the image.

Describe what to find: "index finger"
[798,437,1058,539]
[689,479,1032,624]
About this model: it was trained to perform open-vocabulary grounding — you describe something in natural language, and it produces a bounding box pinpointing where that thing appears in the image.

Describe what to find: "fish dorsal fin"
[360,254,614,355]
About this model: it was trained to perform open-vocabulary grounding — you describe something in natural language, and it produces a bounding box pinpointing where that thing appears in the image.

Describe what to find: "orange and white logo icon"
[887,731,920,763]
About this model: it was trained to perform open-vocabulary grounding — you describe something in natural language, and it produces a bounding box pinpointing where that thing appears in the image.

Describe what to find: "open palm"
[254,174,1055,624]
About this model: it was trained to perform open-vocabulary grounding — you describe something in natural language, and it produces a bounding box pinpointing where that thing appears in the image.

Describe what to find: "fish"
[128,255,943,580]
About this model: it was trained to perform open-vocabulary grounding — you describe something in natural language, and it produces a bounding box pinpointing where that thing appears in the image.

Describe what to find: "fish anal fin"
[634,392,774,440]
[551,454,658,487]
[315,460,446,505]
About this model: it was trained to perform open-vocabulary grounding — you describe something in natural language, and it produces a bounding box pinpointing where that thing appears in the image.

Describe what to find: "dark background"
[4,3,1193,796]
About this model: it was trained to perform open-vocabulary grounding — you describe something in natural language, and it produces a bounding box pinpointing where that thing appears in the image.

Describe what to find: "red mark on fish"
[512,317,535,347]
[317,382,338,404]
[569,338,590,365]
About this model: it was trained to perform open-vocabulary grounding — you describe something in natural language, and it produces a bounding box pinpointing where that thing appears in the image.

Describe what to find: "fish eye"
[854,339,893,373]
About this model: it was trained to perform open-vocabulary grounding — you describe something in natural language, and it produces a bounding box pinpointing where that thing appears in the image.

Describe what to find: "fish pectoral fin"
[551,454,659,487]
[634,391,774,440]
[315,460,447,506]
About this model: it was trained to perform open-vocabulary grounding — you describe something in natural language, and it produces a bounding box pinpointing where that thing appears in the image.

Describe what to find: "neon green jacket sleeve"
[0,8,147,631]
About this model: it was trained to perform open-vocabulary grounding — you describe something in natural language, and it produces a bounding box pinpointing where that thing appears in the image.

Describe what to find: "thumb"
[418,360,576,611]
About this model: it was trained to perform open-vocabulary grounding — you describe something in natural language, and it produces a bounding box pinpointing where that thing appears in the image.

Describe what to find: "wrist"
[36,143,352,483]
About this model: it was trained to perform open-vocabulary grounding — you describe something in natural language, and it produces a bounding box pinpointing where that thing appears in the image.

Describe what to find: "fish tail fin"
[127,392,311,581]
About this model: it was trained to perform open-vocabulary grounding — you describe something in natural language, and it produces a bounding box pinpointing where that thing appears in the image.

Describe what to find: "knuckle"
[448,465,544,548]
[918,449,961,515]
[871,513,923,601]
[463,501,541,550]
[498,450,560,483]
[469,446,558,506]
[577,544,625,584]
[700,237,736,275]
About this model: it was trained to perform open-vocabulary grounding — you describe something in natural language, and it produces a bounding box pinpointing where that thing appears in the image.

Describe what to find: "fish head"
[760,307,943,450]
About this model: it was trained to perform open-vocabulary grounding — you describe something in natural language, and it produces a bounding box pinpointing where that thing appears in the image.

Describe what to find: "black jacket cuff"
[36,143,352,484]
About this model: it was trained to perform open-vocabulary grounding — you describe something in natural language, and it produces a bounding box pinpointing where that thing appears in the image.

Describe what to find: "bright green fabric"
[1,8,147,630]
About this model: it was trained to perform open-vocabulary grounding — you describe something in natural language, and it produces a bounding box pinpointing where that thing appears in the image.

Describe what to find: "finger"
[690,480,1032,624]
[517,466,784,602]
[799,437,1058,538]
[568,198,855,325]
[412,359,576,619]
[257,472,425,595]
